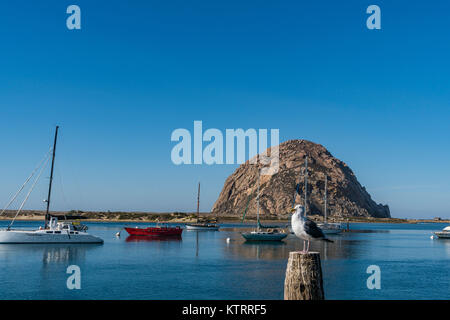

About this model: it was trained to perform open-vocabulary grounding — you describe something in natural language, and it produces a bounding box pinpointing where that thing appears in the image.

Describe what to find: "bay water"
[0,220,448,300]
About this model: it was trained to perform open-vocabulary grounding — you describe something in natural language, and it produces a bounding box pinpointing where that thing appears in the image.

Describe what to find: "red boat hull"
[124,226,183,237]
[126,235,181,242]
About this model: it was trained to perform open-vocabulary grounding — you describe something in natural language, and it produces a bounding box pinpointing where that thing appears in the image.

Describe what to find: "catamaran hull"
[0,230,104,244]
[435,232,450,239]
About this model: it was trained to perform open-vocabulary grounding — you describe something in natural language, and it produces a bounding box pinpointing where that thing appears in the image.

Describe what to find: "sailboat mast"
[45,126,59,228]
[324,175,327,223]
[196,182,200,223]
[257,169,260,231]
[304,156,308,217]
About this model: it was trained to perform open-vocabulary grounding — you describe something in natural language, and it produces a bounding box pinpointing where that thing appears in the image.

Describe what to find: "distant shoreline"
[0,210,448,224]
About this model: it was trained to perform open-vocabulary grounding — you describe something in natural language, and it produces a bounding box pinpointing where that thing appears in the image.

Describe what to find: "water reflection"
[240,241,286,260]
[0,243,100,267]
[223,233,366,261]
[195,231,199,257]
[434,238,450,256]
[42,245,98,265]
[345,229,389,234]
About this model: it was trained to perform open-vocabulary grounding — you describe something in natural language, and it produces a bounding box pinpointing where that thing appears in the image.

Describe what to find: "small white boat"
[317,222,343,234]
[186,223,219,231]
[434,226,450,239]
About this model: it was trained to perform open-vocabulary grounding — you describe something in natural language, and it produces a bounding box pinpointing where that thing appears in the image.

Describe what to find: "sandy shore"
[0,210,448,224]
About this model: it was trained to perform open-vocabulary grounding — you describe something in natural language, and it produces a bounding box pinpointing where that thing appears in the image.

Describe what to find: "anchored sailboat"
[289,157,342,235]
[186,182,220,231]
[0,126,103,244]
[241,166,287,241]
[317,174,342,234]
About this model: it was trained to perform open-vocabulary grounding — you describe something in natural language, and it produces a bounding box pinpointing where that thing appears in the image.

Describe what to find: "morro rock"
[211,140,390,218]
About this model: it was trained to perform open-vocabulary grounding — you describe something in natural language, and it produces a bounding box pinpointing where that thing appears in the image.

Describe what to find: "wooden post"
[284,252,324,300]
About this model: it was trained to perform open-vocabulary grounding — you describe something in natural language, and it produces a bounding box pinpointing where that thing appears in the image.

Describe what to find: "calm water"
[0,220,449,300]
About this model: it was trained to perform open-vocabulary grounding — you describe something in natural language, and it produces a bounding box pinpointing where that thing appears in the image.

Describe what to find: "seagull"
[290,204,333,253]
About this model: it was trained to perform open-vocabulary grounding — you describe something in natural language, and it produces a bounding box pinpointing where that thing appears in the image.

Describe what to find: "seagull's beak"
[290,208,296,213]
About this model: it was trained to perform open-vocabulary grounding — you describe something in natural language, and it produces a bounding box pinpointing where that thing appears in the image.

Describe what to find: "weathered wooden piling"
[284,252,324,300]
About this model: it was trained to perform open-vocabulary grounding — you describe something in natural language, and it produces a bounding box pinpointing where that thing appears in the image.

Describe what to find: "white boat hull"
[434,232,450,239]
[317,223,343,235]
[185,224,219,231]
[322,228,343,235]
[0,229,104,244]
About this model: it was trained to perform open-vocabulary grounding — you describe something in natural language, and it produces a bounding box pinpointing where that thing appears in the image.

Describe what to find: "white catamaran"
[0,126,103,244]
[434,226,450,239]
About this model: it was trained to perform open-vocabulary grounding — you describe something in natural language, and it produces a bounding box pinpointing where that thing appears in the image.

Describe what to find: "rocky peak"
[211,139,390,218]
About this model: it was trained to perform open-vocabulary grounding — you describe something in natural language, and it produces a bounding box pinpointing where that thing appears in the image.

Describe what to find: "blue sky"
[0,1,449,218]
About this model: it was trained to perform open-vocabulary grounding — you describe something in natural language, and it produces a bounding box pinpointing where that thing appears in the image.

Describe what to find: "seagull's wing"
[304,219,326,239]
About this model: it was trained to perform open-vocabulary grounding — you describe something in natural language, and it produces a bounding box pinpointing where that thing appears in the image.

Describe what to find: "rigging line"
[7,154,52,230]
[0,147,52,217]
[55,163,71,210]
[241,195,253,223]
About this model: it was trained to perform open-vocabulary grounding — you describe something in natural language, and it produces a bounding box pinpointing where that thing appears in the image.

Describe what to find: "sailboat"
[241,167,287,241]
[186,183,219,231]
[0,126,104,244]
[317,174,343,234]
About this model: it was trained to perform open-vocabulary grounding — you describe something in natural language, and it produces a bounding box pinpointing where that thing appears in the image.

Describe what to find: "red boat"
[126,235,182,242]
[124,226,183,237]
